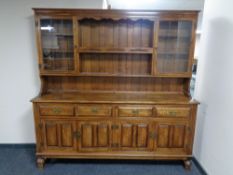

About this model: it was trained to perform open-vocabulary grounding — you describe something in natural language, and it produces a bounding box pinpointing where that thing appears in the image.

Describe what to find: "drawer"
[39,104,75,116]
[156,106,190,117]
[76,105,112,117]
[118,106,153,117]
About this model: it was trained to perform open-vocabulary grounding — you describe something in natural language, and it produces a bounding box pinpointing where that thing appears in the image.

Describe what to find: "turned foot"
[37,157,45,169]
[183,160,191,170]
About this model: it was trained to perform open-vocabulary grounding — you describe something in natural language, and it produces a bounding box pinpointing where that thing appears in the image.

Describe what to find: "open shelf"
[79,53,152,76]
[78,18,154,48]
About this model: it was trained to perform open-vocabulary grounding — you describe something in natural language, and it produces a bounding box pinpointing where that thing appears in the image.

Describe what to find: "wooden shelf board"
[78,47,153,54]
[159,35,190,39]
[40,72,191,78]
[43,48,73,53]
[31,91,194,104]
[157,52,189,56]
[41,33,73,37]
[78,73,152,77]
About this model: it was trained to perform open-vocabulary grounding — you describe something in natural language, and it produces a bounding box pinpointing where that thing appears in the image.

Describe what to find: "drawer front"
[39,104,75,116]
[156,106,190,117]
[76,105,112,117]
[118,106,153,117]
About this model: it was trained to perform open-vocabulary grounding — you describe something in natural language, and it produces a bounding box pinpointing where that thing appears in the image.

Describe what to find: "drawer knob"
[53,108,62,114]
[91,107,98,113]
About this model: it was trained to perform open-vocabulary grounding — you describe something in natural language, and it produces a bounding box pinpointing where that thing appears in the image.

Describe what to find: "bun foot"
[37,157,45,169]
[184,160,191,170]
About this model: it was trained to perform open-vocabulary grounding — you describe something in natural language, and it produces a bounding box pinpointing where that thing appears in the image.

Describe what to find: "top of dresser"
[31,92,198,105]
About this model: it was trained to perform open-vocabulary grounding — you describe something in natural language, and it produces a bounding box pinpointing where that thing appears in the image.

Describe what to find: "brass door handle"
[149,132,157,139]
[111,124,119,129]
[73,131,81,139]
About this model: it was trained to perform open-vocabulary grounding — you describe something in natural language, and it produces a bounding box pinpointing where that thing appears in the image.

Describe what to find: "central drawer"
[118,106,153,117]
[76,105,112,117]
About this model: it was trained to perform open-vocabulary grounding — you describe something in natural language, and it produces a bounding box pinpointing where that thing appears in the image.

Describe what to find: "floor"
[0,147,203,175]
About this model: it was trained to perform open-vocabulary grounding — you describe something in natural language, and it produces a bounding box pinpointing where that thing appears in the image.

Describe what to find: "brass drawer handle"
[91,107,98,113]
[169,111,177,116]
[53,108,62,114]
[132,109,139,115]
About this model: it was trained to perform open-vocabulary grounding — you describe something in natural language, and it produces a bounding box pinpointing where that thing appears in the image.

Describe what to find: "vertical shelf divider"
[152,19,159,76]
[73,16,80,74]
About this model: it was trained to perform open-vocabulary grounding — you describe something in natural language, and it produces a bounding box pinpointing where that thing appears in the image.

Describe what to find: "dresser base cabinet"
[32,101,198,169]
[32,9,199,169]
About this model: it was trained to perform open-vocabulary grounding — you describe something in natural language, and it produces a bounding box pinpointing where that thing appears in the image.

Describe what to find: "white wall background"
[108,0,204,10]
[194,0,233,174]
[0,0,103,143]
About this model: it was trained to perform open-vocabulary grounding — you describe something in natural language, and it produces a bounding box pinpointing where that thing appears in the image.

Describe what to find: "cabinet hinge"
[35,20,38,27]
[188,127,192,132]
[38,123,43,129]
[40,142,44,147]
[39,64,43,69]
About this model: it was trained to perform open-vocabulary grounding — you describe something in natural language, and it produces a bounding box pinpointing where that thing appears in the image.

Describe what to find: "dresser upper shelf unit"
[35,9,196,77]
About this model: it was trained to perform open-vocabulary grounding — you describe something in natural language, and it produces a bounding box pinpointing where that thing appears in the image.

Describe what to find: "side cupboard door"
[155,121,190,155]
[111,120,154,151]
[41,120,76,152]
[76,120,111,152]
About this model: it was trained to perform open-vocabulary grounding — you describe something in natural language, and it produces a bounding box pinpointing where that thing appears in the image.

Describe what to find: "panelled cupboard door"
[38,18,75,72]
[155,121,190,155]
[77,120,111,152]
[41,120,76,152]
[157,20,194,75]
[111,121,154,151]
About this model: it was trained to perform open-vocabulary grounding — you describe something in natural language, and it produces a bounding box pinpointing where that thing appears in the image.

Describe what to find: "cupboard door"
[155,122,190,154]
[77,120,111,151]
[111,120,154,151]
[42,120,76,151]
[157,20,194,75]
[39,18,74,72]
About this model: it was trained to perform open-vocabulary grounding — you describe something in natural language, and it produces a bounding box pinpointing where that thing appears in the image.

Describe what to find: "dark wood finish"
[32,8,199,169]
